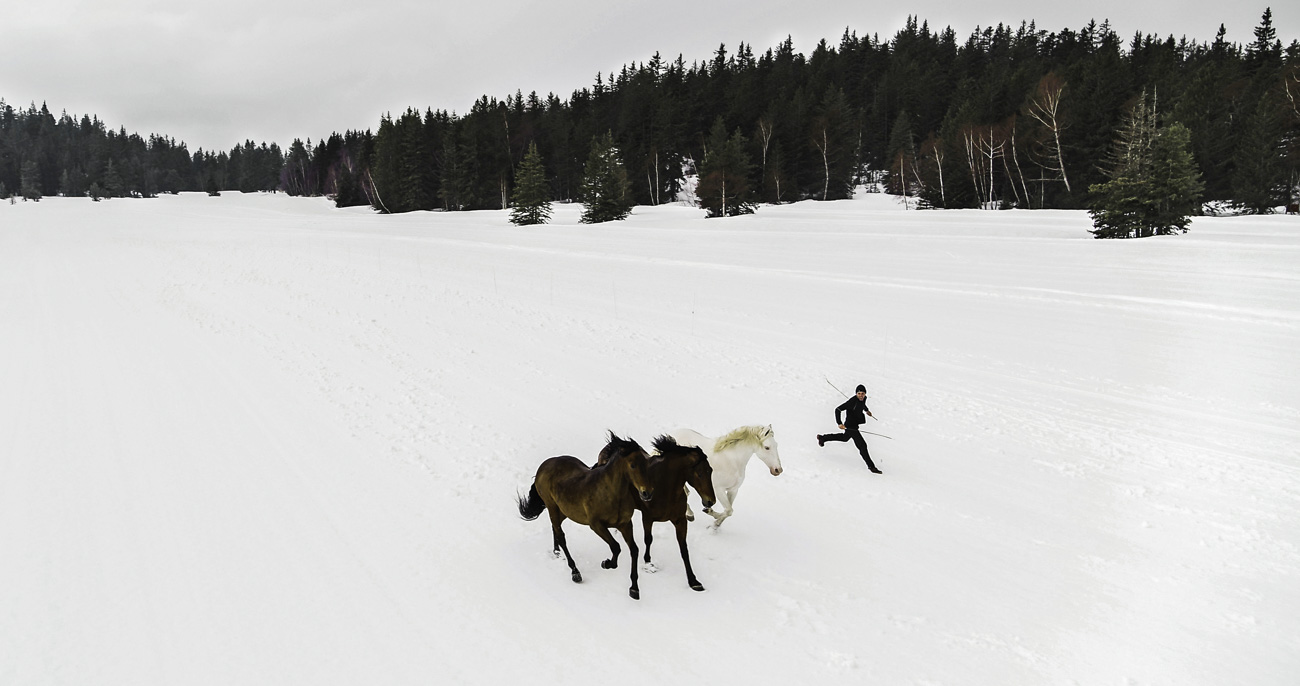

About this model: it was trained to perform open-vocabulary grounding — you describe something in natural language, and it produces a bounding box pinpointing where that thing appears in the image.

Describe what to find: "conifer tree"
[332,162,367,208]
[810,86,858,200]
[102,160,124,198]
[510,142,552,225]
[20,159,41,200]
[697,118,756,217]
[1231,95,1289,213]
[1089,92,1202,238]
[579,131,632,223]
[1148,122,1204,232]
[885,110,918,198]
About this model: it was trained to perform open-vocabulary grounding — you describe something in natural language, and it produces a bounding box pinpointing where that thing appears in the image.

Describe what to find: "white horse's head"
[756,425,783,476]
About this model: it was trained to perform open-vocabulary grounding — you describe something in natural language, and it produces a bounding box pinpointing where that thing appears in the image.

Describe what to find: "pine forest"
[3,12,1298,219]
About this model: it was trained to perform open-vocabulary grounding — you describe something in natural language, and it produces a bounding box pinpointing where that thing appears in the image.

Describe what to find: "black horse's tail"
[517,483,545,521]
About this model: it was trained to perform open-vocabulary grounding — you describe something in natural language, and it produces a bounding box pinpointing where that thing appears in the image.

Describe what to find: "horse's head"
[757,425,783,476]
[653,435,716,509]
[606,431,654,501]
[684,446,716,510]
[625,448,655,502]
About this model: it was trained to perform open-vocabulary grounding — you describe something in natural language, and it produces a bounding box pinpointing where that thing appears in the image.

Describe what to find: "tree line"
[0,101,284,201]
[287,10,1298,218]
[4,11,1298,225]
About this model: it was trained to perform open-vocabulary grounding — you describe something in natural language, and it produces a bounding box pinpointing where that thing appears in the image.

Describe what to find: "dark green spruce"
[696,117,756,217]
[1088,92,1204,238]
[579,132,633,224]
[510,142,553,225]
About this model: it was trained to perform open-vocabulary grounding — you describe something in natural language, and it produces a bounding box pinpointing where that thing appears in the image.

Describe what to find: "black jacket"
[835,396,871,427]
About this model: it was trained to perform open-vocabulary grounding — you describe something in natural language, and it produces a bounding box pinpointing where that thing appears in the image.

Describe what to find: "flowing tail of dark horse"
[517,483,545,520]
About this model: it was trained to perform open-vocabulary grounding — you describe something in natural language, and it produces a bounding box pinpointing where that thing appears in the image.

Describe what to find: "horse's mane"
[651,434,680,455]
[601,430,644,464]
[712,425,769,453]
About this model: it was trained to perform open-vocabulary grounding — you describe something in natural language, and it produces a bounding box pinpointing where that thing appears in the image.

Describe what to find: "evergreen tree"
[1232,95,1289,213]
[696,117,756,217]
[884,110,918,197]
[20,159,41,200]
[809,86,857,200]
[1246,8,1283,72]
[438,124,477,211]
[579,131,633,223]
[332,161,368,208]
[102,160,124,198]
[1089,93,1202,238]
[1148,122,1204,232]
[510,142,552,225]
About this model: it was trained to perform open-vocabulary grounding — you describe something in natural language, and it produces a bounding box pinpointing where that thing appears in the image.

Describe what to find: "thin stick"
[824,377,848,398]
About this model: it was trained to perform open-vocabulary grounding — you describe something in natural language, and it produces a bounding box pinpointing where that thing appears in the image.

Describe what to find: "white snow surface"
[2,192,1298,685]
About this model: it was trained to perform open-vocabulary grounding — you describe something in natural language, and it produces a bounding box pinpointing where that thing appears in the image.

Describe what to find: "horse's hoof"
[602,559,616,569]
[686,512,694,522]
[571,571,582,583]
[703,508,712,514]
[690,581,705,592]
[629,588,640,600]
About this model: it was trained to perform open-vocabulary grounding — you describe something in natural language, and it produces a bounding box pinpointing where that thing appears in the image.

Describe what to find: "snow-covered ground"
[1,192,1297,685]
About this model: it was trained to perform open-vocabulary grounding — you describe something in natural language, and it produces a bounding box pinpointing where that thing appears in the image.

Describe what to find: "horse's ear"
[763,425,773,436]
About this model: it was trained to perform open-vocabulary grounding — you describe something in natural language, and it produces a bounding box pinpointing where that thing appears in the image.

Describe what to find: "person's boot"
[817,435,825,447]
[864,457,882,474]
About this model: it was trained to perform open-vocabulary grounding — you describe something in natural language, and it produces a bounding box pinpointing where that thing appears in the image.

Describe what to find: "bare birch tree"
[919,134,946,206]
[963,125,1008,209]
[1025,73,1071,194]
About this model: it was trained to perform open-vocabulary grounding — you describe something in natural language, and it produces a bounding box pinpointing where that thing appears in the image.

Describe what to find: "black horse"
[518,432,655,599]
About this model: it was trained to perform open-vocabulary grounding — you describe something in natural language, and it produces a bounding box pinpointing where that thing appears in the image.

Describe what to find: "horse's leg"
[683,484,695,521]
[641,510,657,570]
[589,523,621,570]
[548,508,581,583]
[616,522,641,600]
[674,516,704,591]
[710,487,740,528]
[708,487,733,527]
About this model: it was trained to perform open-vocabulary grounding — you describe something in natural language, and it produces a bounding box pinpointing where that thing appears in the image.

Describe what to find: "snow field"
[1,192,1297,684]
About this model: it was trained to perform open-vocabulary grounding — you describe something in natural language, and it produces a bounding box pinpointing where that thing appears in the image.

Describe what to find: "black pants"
[823,426,878,469]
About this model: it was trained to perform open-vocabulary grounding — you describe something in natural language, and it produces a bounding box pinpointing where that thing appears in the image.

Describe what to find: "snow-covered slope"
[2,192,1296,685]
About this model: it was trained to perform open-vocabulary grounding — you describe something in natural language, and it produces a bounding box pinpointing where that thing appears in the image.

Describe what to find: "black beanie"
[855,384,866,393]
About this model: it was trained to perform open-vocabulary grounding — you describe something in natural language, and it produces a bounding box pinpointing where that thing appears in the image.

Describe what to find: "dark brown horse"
[598,435,717,591]
[517,432,655,599]
[642,435,717,591]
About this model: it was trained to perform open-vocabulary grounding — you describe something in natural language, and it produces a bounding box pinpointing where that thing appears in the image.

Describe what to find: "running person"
[817,384,882,473]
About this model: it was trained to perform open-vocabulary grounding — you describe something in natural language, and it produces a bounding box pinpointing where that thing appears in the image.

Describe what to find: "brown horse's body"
[518,433,654,599]
[598,435,717,591]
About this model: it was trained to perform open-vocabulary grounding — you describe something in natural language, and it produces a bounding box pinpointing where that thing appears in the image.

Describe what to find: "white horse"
[669,425,783,529]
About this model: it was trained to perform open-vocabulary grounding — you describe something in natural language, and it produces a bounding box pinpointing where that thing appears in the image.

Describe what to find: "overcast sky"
[2,1,1294,152]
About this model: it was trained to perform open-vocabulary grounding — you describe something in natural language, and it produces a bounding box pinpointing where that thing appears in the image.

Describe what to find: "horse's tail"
[517,483,545,521]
